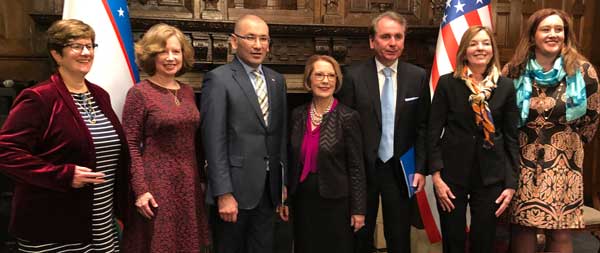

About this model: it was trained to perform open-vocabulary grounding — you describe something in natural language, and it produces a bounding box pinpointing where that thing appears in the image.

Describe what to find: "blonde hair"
[454,26,500,79]
[135,23,195,76]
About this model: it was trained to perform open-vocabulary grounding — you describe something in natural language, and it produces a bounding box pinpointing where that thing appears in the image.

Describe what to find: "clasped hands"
[432,171,515,217]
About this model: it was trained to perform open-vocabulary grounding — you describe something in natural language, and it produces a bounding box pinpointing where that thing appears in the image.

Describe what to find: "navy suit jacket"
[201,57,288,209]
[337,58,430,185]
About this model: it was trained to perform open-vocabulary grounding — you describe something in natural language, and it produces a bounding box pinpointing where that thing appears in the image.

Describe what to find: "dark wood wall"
[1,0,600,203]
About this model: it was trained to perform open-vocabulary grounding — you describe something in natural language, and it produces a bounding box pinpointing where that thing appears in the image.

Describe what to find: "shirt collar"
[374,58,398,74]
[237,56,264,76]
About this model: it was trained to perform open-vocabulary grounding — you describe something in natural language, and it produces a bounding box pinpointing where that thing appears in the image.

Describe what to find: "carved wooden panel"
[158,0,186,6]
[344,38,373,64]
[268,37,314,64]
[129,0,194,18]
[347,0,421,25]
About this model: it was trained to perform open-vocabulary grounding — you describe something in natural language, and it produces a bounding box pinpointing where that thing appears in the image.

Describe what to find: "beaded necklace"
[310,99,333,126]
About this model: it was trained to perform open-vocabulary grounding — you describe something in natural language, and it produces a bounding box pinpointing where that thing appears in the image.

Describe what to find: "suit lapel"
[394,61,408,125]
[264,69,278,130]
[51,74,87,124]
[231,58,268,128]
[365,59,382,126]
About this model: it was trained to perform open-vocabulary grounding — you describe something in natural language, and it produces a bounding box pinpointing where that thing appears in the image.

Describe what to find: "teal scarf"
[514,56,587,127]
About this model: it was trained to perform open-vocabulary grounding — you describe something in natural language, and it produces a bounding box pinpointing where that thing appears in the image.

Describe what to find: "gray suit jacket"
[201,57,288,209]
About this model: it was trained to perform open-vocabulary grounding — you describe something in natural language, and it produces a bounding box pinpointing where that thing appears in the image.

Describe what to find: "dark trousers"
[356,159,411,253]
[438,175,502,253]
[211,180,275,253]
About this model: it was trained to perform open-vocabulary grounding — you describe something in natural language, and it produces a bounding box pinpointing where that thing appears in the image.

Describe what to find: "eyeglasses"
[313,72,336,81]
[64,43,98,53]
[232,33,271,44]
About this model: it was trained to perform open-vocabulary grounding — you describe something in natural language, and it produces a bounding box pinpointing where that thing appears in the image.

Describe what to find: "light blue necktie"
[378,67,394,162]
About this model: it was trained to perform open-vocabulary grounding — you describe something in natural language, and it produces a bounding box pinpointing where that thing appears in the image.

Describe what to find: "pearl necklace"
[310,99,333,126]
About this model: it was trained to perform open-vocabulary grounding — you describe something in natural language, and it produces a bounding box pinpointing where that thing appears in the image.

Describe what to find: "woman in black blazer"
[285,54,366,253]
[428,25,520,253]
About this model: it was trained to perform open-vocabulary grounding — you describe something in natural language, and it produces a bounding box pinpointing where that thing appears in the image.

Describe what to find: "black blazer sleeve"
[427,74,449,174]
[344,109,367,215]
[499,77,519,189]
[414,67,431,175]
[427,74,519,189]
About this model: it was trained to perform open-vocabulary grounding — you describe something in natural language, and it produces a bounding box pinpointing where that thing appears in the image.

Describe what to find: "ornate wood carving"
[430,0,444,25]
[201,0,224,20]
[270,37,313,64]
[314,37,330,55]
[158,0,186,6]
[323,0,342,24]
[29,13,435,68]
[211,33,229,63]
[129,0,194,19]
[191,32,210,61]
[370,1,392,12]
[331,37,348,63]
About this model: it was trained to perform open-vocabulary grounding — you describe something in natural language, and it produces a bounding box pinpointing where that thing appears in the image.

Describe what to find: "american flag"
[63,0,140,118]
[420,0,494,244]
[430,0,493,91]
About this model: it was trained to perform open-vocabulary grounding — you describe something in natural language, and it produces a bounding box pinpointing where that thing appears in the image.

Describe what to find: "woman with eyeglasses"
[282,54,366,253]
[0,19,129,252]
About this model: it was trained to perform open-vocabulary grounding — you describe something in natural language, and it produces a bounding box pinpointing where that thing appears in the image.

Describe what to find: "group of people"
[0,7,597,253]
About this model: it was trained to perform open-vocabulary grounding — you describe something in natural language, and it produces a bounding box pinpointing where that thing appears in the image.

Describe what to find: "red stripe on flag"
[430,57,440,91]
[101,0,137,86]
[441,25,458,70]
[488,5,494,29]
[417,191,442,243]
[464,9,483,26]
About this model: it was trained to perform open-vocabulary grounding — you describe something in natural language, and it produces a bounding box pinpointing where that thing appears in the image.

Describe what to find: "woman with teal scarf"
[502,8,600,253]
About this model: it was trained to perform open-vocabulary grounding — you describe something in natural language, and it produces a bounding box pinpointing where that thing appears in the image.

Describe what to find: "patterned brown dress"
[510,62,600,229]
[122,80,210,252]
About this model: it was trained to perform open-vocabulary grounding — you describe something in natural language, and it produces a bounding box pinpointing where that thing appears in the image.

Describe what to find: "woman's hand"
[135,192,158,219]
[494,188,515,217]
[276,204,289,221]
[71,166,105,188]
[433,172,455,212]
[351,214,365,232]
[412,173,426,193]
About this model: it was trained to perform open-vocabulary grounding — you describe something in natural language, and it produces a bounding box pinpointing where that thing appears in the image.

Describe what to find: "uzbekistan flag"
[63,0,140,118]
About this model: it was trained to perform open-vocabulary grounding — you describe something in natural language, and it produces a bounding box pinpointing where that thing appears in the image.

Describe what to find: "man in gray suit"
[201,15,288,253]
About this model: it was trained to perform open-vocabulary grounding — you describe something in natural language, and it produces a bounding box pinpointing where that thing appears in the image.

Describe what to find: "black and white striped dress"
[17,92,121,253]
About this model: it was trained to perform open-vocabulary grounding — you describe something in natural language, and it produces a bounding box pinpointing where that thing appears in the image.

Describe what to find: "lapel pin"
[271,78,276,82]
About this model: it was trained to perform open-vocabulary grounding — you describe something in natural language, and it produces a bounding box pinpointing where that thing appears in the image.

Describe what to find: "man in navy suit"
[201,14,287,253]
[337,11,430,253]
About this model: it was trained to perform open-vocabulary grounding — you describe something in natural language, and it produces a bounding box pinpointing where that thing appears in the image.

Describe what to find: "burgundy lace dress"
[122,80,210,252]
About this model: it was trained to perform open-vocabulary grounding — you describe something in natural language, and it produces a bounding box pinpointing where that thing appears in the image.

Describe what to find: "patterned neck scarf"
[513,56,587,127]
[461,65,499,149]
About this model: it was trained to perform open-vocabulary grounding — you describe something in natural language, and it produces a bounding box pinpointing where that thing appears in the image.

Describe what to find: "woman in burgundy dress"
[122,23,210,252]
